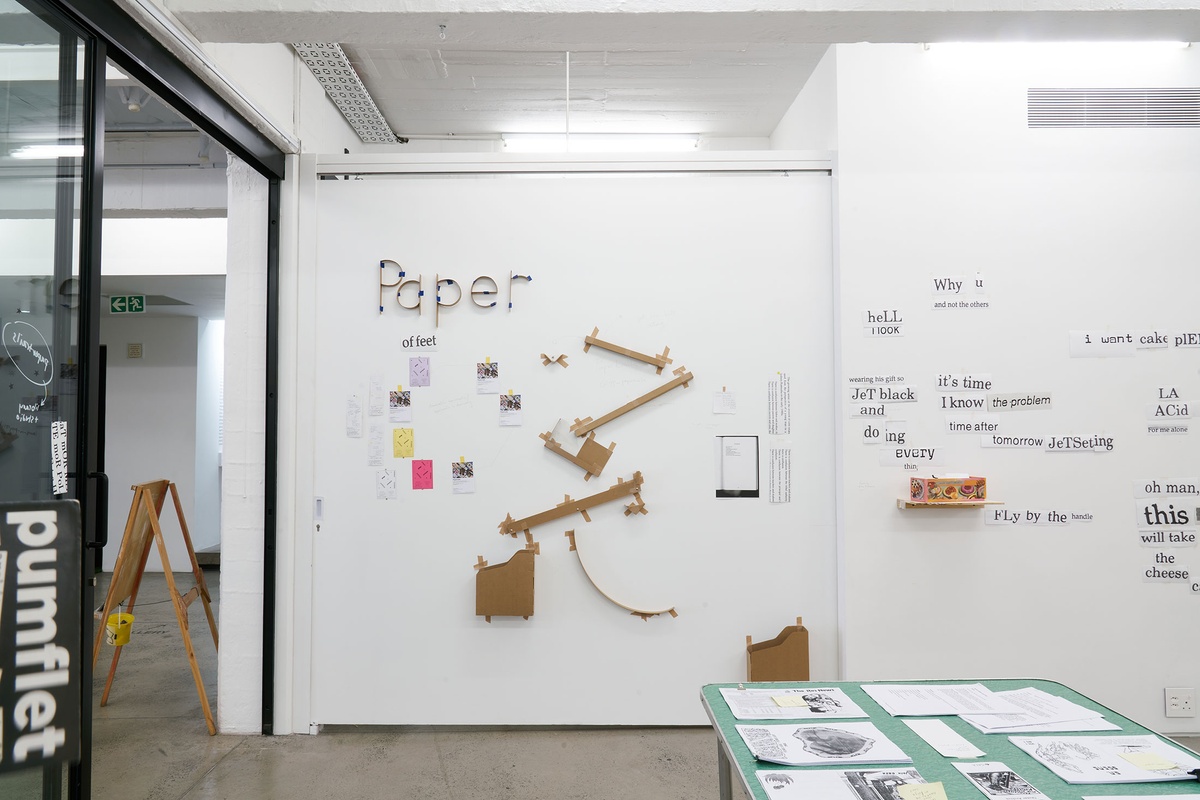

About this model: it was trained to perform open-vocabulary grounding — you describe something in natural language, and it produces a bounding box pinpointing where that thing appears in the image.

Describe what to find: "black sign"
[0,501,81,774]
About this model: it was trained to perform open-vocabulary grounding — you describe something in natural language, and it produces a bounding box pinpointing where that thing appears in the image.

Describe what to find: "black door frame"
[22,1,285,797]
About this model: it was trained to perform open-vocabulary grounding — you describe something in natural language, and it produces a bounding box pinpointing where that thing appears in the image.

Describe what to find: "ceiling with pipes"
[164,0,1200,143]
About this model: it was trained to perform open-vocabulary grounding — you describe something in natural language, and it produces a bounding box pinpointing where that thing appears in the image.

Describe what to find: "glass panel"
[0,1,85,797]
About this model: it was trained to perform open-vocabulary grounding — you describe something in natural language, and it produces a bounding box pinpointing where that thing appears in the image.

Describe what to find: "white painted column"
[217,155,268,734]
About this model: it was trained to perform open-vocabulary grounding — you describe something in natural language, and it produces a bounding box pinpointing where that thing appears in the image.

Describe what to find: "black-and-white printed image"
[962,769,1043,796]
[793,726,874,759]
[842,768,926,800]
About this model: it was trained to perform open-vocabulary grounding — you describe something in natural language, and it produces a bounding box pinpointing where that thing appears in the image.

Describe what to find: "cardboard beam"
[539,430,615,481]
[582,326,673,374]
[564,530,678,621]
[570,366,694,437]
[498,472,646,537]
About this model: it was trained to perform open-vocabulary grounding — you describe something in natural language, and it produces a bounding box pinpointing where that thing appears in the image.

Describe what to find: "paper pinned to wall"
[1069,330,1136,358]
[715,435,760,498]
[393,427,414,458]
[499,393,522,426]
[477,361,500,393]
[713,391,737,414]
[412,459,433,489]
[769,447,792,504]
[452,460,476,494]
[346,393,363,437]
[376,469,396,500]
[409,357,430,387]
[367,423,385,466]
[368,374,385,415]
[768,372,791,434]
[389,389,412,423]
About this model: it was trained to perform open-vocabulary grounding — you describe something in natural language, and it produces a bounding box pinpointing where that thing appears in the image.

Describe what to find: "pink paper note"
[412,459,434,489]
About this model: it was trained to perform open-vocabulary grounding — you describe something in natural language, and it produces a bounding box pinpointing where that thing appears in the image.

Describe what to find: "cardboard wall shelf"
[897,499,1003,509]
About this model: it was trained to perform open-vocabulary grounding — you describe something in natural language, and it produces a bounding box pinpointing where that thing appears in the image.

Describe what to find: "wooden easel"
[91,480,219,735]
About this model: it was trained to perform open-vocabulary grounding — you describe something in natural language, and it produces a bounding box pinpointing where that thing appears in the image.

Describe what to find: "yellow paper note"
[1119,751,1179,771]
[897,782,947,800]
[771,695,810,708]
[393,428,414,458]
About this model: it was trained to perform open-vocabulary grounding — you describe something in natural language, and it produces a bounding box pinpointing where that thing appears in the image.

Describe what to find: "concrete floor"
[3,569,1197,799]
[4,569,725,800]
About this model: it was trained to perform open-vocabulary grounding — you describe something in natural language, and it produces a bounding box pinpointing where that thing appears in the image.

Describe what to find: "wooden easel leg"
[100,645,125,707]
[93,486,146,671]
[170,483,219,650]
[150,506,218,735]
[99,488,159,698]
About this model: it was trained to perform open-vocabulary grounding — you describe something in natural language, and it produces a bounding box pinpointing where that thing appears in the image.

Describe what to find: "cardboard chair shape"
[746,616,810,682]
[475,547,535,622]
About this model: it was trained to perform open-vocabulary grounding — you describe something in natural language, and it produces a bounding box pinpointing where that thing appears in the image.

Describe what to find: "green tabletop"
[700,680,1200,799]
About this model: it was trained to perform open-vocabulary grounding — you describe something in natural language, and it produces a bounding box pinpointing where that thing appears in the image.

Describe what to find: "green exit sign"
[109,295,145,314]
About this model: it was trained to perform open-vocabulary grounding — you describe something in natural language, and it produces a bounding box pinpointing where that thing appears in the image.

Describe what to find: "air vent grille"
[1029,88,1200,128]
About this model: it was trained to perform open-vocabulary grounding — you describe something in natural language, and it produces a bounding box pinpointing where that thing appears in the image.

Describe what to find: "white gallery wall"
[296,165,837,725]
[831,43,1200,734]
[100,314,203,571]
[239,40,1200,734]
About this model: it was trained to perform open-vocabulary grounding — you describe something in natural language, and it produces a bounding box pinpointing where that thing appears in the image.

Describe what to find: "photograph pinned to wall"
[376,469,397,500]
[368,374,385,415]
[409,356,430,387]
[500,392,523,426]
[952,762,1048,799]
[715,435,759,498]
[346,393,363,437]
[388,388,412,423]
[413,459,434,490]
[477,360,500,393]
[393,427,414,458]
[367,423,385,466]
[452,459,476,494]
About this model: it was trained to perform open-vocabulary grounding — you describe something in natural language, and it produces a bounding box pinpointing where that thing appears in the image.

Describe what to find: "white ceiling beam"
[167,1,1200,45]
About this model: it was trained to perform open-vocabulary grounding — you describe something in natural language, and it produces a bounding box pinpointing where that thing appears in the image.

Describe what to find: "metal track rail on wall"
[314,152,834,176]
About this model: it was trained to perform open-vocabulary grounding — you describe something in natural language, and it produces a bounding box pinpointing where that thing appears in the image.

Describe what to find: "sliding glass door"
[0,1,96,797]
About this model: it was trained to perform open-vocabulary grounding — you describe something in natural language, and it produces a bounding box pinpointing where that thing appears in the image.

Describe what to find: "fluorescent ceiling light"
[10,144,84,159]
[927,41,1190,53]
[503,133,699,153]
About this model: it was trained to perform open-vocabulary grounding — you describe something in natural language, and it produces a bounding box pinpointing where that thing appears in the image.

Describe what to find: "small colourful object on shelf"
[909,476,987,503]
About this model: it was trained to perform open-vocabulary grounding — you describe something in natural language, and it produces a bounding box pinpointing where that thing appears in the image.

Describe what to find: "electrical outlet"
[1165,687,1196,718]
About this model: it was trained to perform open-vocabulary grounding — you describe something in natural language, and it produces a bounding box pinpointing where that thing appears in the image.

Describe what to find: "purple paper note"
[412,459,434,490]
[409,357,430,387]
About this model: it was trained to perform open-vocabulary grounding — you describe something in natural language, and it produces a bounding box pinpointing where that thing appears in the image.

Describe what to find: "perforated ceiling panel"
[292,42,400,143]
